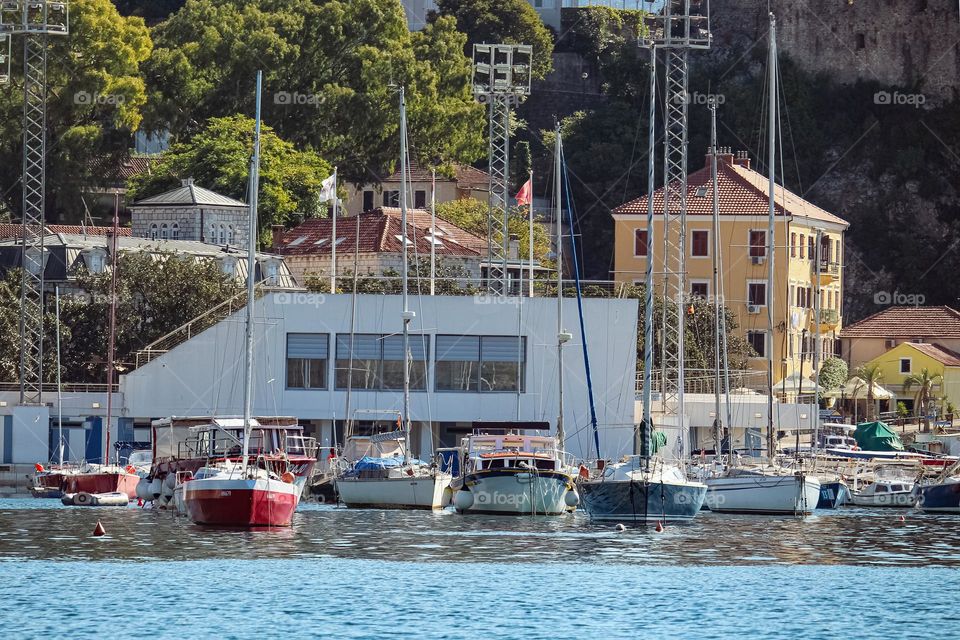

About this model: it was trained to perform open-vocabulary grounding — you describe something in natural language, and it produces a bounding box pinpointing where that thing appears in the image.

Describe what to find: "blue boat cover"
[353,456,427,470]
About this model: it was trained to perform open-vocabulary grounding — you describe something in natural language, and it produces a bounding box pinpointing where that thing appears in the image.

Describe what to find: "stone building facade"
[129,179,250,247]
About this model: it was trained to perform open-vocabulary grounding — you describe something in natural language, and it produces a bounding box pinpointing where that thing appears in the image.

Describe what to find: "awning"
[823,376,894,400]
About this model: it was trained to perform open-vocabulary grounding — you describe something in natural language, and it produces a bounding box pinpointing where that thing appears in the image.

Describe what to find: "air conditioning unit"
[751,255,766,265]
[747,305,761,314]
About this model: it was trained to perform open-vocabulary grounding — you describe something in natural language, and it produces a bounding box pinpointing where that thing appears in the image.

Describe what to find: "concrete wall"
[121,292,640,461]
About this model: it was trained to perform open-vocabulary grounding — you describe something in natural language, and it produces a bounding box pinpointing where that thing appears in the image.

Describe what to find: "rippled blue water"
[1,499,957,639]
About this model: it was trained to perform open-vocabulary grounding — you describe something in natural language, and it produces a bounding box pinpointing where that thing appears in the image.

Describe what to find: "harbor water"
[1,499,958,639]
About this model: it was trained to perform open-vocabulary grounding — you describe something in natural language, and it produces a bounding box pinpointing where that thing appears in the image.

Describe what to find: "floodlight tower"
[643,1,711,436]
[0,1,69,405]
[472,43,532,295]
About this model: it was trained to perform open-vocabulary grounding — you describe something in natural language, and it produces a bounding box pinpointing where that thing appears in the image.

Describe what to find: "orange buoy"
[92,521,106,537]
[655,521,664,532]
[34,463,44,473]
[281,471,296,484]
[125,465,137,475]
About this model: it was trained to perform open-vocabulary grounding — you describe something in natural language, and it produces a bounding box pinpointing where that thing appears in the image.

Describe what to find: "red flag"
[514,178,532,206]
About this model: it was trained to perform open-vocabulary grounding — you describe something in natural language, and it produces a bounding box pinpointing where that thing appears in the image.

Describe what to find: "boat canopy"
[855,421,904,452]
[353,456,427,470]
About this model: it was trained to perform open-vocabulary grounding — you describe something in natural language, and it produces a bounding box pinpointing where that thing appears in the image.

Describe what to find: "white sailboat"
[335,87,451,510]
[703,14,819,515]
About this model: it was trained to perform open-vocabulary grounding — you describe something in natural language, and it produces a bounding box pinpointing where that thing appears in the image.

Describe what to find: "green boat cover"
[854,421,904,451]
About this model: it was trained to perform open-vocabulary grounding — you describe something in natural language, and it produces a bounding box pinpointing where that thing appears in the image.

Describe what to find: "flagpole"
[527,170,534,297]
[330,166,338,293]
[430,167,436,296]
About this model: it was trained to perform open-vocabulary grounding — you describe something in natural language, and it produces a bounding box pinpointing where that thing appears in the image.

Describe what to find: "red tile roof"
[906,343,960,367]
[612,152,848,226]
[840,306,960,339]
[376,157,490,190]
[273,208,484,258]
[0,224,132,240]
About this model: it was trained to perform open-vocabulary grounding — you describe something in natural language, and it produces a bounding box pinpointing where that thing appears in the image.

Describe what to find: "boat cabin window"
[483,458,506,470]
[534,459,554,470]
[875,485,888,493]
[890,484,904,492]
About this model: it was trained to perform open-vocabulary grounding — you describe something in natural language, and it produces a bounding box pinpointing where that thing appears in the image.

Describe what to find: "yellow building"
[864,342,960,413]
[611,149,850,388]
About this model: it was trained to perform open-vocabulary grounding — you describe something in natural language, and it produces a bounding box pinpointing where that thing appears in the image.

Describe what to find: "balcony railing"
[814,260,840,276]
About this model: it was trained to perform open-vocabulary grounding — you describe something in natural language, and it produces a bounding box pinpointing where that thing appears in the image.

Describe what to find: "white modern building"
[121,292,640,462]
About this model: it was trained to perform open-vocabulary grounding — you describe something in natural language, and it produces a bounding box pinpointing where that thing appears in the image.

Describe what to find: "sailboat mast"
[640,43,656,462]
[55,285,63,467]
[554,123,565,453]
[105,192,119,465]
[709,101,723,459]
[766,14,778,462]
[399,87,413,465]
[241,70,263,471]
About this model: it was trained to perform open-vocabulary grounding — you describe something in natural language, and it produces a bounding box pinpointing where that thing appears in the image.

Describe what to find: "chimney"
[733,150,751,170]
[181,177,195,187]
[271,224,285,250]
[705,146,735,169]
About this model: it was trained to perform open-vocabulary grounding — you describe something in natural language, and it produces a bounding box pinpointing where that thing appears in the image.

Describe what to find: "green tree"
[433,0,555,80]
[0,0,152,221]
[818,357,848,391]
[59,252,241,382]
[435,197,552,265]
[853,364,884,422]
[903,368,943,432]
[143,0,484,183]
[127,115,331,235]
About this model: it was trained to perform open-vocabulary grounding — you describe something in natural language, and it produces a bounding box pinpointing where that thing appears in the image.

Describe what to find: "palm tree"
[903,368,943,432]
[854,364,884,422]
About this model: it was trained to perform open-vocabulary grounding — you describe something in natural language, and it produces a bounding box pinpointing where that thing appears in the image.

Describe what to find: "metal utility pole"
[644,1,711,456]
[472,43,532,295]
[1,2,70,405]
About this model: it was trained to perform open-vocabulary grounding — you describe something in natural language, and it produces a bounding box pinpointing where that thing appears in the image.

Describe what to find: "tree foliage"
[433,0,555,80]
[128,115,331,234]
[0,0,152,220]
[435,197,553,266]
[142,0,484,183]
[818,356,848,391]
[58,252,241,382]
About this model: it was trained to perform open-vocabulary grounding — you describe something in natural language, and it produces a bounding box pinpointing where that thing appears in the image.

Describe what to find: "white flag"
[319,173,336,203]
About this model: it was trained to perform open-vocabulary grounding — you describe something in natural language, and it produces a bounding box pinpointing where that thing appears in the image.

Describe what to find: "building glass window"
[414,190,427,209]
[149,223,158,240]
[748,282,767,307]
[900,358,911,374]
[747,331,766,358]
[335,334,429,391]
[363,190,374,212]
[160,223,169,240]
[807,235,815,261]
[691,230,709,257]
[286,334,328,389]
[799,234,805,259]
[690,282,708,299]
[435,335,525,392]
[749,230,766,257]
[383,190,400,207]
[790,233,797,258]
[227,226,234,245]
[634,229,648,257]
[171,223,180,240]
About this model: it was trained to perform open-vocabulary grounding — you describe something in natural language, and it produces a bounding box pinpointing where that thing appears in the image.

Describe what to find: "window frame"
[690,229,710,258]
[634,229,648,257]
[748,229,767,258]
[747,280,768,308]
[746,330,767,359]
[899,358,911,374]
[285,333,330,390]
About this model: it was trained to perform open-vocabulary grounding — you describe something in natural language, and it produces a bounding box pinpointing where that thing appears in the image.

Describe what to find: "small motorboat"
[817,478,849,509]
[915,463,960,513]
[849,479,916,507]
